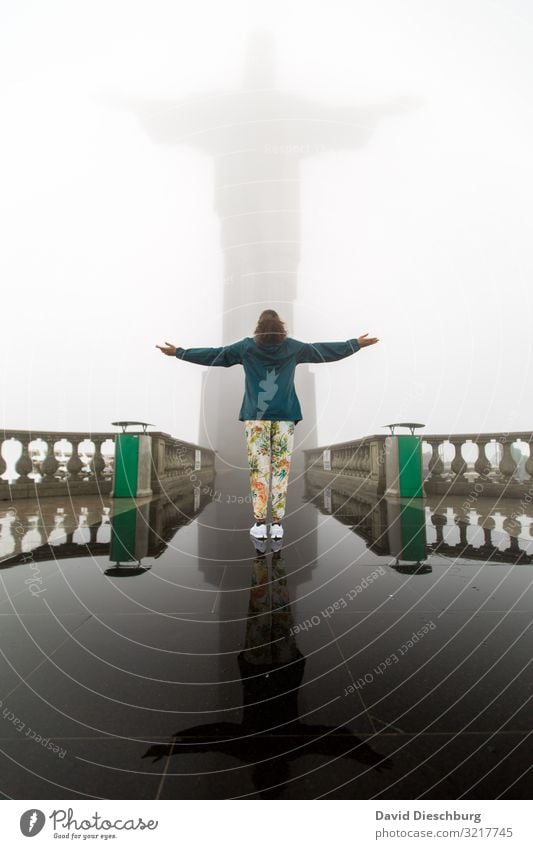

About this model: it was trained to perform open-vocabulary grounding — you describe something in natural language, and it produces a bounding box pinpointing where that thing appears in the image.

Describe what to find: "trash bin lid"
[383,422,425,435]
[111,421,155,433]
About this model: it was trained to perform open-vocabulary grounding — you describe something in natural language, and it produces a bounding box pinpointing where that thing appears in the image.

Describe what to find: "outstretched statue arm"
[156,340,243,367]
[100,94,216,152]
[286,94,425,153]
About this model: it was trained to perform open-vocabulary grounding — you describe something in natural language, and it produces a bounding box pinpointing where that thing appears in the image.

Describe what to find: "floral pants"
[244,420,295,522]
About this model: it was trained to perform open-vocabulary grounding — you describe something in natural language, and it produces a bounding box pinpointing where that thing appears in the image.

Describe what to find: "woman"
[156,310,378,541]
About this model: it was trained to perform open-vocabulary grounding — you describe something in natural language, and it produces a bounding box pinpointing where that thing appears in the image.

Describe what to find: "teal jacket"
[175,336,361,423]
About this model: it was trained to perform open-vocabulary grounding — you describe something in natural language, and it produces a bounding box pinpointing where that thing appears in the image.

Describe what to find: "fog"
[1,0,532,453]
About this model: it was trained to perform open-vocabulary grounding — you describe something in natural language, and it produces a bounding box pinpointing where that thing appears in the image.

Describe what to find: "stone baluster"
[450,438,467,480]
[180,448,186,474]
[93,441,106,478]
[0,438,7,478]
[340,449,348,474]
[341,449,349,475]
[104,442,115,478]
[363,444,371,474]
[427,439,444,481]
[498,438,518,481]
[346,447,353,475]
[41,438,59,481]
[170,444,178,476]
[15,436,33,481]
[342,448,350,475]
[474,438,493,478]
[66,438,83,479]
[166,444,172,475]
[337,449,346,474]
[356,445,364,473]
[523,436,533,482]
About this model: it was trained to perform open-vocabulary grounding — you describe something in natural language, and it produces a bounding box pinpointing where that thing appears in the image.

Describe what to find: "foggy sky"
[1,0,532,449]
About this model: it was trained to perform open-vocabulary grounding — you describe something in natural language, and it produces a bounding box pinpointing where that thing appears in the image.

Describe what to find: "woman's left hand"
[357,333,379,348]
[156,342,177,356]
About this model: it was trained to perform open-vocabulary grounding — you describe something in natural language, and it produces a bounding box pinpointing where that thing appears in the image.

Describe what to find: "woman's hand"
[156,342,177,356]
[357,333,379,348]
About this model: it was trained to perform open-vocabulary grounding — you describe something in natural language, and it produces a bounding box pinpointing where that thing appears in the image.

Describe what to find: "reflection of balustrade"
[305,431,533,497]
[0,476,215,567]
[0,429,215,500]
[304,471,533,565]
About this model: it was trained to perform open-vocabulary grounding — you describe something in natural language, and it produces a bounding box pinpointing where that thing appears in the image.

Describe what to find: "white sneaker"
[270,522,284,539]
[250,521,268,540]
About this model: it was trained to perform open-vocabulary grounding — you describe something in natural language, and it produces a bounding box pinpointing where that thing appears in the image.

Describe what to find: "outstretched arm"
[156,340,243,367]
[295,333,378,364]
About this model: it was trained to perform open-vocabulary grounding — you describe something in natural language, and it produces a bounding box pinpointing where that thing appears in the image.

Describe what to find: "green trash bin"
[384,422,425,498]
[110,421,154,498]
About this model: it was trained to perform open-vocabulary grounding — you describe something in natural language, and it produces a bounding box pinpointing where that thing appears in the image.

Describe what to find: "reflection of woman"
[157,309,378,541]
[142,548,393,797]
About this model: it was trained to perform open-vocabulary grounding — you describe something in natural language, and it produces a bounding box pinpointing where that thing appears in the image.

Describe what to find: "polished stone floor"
[0,466,531,799]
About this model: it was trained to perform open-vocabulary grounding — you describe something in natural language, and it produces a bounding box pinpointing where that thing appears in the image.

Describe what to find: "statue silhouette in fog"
[107,29,419,467]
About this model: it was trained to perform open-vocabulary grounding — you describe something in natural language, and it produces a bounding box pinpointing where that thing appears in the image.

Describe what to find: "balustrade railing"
[304,431,533,497]
[304,434,388,495]
[422,431,533,497]
[0,429,215,500]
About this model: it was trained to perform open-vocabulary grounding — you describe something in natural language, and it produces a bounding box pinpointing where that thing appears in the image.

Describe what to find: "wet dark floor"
[0,467,531,799]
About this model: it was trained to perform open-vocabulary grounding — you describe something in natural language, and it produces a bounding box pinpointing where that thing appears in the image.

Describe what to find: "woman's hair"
[253,309,288,346]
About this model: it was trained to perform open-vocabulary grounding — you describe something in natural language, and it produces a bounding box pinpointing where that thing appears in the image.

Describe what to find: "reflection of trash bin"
[384,422,425,498]
[386,500,427,563]
[110,421,153,498]
[109,502,150,567]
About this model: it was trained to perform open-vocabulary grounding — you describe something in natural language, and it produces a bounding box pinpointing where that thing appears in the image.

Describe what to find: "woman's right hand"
[156,342,177,356]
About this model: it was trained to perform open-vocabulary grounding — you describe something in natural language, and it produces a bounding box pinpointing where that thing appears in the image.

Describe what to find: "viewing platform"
[0,426,530,800]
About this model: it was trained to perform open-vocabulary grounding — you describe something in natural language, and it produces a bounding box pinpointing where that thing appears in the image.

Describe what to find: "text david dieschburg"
[376,810,481,823]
